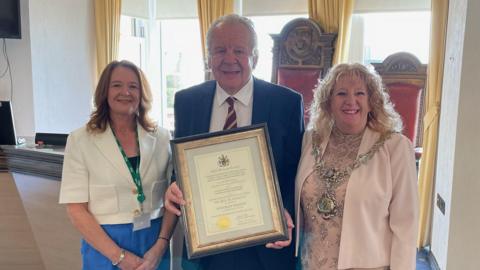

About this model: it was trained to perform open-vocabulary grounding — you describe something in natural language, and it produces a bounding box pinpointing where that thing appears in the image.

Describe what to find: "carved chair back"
[372,52,427,147]
[271,18,336,123]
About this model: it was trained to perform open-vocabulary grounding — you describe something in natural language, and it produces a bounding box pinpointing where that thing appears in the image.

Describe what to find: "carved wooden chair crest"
[372,52,427,149]
[271,18,336,123]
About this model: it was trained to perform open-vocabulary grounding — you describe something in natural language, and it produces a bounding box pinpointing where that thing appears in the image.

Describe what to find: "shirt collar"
[215,77,253,107]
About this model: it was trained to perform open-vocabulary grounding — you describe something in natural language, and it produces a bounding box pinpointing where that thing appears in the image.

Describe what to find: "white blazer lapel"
[92,124,132,183]
[295,129,330,213]
[138,126,156,178]
[296,142,315,187]
[296,130,330,189]
[356,127,380,158]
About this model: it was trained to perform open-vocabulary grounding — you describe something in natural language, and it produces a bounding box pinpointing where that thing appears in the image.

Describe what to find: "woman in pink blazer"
[294,63,418,270]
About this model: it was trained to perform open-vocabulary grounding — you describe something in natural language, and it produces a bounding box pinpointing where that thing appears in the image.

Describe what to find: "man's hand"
[164,182,186,216]
[265,209,294,249]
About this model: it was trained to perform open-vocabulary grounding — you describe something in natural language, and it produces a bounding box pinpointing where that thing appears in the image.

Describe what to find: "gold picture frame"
[171,124,288,259]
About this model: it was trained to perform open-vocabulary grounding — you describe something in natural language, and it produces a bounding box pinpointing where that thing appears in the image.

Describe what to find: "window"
[119,16,147,68]
[119,16,203,130]
[120,13,308,129]
[349,11,431,64]
[160,19,204,130]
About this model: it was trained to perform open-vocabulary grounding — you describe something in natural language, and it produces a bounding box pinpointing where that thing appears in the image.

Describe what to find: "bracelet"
[158,236,170,242]
[112,249,126,266]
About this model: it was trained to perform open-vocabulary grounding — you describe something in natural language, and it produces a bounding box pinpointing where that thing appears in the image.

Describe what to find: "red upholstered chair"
[372,52,427,158]
[271,18,336,124]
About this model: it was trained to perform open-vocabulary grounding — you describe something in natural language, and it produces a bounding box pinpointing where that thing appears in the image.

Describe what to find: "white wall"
[445,0,480,268]
[430,0,466,268]
[0,0,35,137]
[431,0,480,269]
[29,0,95,134]
[1,0,95,137]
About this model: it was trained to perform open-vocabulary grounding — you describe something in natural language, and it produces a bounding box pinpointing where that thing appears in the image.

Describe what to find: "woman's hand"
[265,209,294,249]
[117,250,143,270]
[134,239,169,270]
[164,182,186,216]
[66,203,144,269]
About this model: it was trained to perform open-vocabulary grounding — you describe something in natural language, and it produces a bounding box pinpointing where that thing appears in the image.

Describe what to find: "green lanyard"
[112,127,145,204]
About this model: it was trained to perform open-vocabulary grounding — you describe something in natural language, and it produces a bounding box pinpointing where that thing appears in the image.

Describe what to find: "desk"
[0,172,45,269]
[0,146,78,269]
[0,145,81,270]
[0,147,7,171]
[0,144,64,179]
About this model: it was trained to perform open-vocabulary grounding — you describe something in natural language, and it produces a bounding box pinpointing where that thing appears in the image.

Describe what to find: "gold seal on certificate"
[216,216,231,229]
[171,124,288,259]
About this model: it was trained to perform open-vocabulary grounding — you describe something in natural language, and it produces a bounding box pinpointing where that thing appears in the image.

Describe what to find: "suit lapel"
[251,78,271,125]
[92,124,132,183]
[194,82,216,134]
[138,126,156,178]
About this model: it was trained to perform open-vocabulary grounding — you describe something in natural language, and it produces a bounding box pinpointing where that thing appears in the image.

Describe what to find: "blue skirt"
[81,218,170,270]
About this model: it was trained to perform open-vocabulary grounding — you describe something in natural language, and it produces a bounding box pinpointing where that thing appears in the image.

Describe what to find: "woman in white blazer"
[59,60,176,270]
[294,63,418,270]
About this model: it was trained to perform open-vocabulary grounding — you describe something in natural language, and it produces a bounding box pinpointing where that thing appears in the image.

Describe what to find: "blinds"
[241,0,307,16]
[121,0,431,19]
[241,0,430,16]
[354,0,430,13]
[121,0,197,19]
[121,0,148,18]
[156,0,197,19]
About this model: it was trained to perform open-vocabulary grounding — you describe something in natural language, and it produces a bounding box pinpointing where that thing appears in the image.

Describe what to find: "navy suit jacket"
[174,77,304,270]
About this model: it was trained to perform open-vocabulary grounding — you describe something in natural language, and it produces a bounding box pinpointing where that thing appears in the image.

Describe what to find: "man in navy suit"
[164,14,304,270]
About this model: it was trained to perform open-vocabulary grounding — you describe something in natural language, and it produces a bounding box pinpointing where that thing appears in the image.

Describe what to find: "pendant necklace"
[312,130,392,220]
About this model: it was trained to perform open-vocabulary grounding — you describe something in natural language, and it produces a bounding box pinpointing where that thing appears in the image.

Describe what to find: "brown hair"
[86,60,156,133]
[309,63,402,139]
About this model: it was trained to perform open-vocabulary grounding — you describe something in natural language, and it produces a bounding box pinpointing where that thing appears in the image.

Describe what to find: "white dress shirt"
[209,77,253,132]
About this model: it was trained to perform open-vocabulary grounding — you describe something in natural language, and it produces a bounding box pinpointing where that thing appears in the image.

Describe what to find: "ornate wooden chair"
[271,18,336,123]
[372,52,427,156]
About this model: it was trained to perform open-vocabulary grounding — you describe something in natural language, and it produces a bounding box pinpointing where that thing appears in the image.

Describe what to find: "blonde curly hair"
[309,63,402,140]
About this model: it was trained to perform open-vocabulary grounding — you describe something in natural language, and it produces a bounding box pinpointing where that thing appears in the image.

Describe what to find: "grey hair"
[309,63,403,140]
[206,14,258,57]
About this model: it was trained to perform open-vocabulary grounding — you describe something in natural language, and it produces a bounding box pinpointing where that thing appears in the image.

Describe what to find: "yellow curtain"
[94,0,122,80]
[197,0,234,60]
[308,0,354,64]
[417,0,449,248]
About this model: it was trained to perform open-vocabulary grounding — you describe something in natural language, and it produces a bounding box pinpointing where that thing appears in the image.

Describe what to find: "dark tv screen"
[0,101,16,145]
[0,0,21,39]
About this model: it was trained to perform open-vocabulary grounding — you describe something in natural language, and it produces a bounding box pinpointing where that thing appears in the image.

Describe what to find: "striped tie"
[223,97,237,130]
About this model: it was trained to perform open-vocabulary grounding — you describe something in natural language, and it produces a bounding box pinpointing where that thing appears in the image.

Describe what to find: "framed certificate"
[171,124,288,259]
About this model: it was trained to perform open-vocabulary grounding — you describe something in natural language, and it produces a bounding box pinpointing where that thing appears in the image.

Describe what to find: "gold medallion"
[311,131,392,220]
[316,193,337,219]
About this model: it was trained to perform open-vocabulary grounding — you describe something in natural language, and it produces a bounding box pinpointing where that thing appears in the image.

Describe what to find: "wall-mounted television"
[0,0,21,39]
